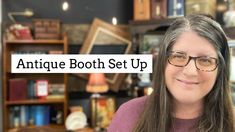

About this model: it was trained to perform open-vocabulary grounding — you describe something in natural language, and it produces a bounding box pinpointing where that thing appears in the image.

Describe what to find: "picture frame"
[91,96,116,128]
[139,33,164,54]
[78,18,132,91]
[36,80,49,98]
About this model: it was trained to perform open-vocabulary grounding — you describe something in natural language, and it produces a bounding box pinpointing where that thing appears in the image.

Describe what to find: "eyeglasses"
[167,51,218,72]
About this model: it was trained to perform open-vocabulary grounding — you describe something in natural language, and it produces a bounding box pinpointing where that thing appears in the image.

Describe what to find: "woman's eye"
[198,58,213,66]
[173,54,186,60]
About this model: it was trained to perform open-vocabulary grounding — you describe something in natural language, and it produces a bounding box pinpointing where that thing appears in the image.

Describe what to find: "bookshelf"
[2,34,68,131]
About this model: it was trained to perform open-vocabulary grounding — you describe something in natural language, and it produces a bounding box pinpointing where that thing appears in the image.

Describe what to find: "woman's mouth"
[176,79,199,85]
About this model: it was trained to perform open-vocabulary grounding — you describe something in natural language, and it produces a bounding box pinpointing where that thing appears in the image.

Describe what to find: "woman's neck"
[172,100,203,119]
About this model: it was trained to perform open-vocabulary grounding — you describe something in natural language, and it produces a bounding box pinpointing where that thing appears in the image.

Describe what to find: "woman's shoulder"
[120,95,148,110]
[114,95,148,118]
[108,96,148,132]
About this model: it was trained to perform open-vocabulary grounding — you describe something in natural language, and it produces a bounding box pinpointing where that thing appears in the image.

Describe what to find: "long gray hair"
[133,14,234,132]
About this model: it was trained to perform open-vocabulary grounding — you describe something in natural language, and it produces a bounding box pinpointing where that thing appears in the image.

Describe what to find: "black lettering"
[16,59,26,68]
[108,59,115,68]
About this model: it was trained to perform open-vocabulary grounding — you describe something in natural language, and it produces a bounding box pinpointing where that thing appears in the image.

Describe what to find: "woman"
[108,14,234,132]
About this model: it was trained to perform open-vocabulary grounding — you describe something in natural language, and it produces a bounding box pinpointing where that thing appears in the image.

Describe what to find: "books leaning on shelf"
[9,105,50,128]
[9,78,65,100]
[8,105,64,129]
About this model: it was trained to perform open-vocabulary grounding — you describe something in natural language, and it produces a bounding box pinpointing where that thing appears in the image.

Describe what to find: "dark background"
[2,0,133,24]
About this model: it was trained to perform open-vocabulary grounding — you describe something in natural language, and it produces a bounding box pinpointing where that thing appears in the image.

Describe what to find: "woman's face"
[165,31,218,105]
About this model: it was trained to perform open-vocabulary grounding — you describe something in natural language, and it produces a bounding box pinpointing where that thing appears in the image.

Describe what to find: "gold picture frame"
[78,18,132,91]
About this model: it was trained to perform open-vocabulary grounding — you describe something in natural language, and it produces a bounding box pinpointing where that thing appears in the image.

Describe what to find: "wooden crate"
[33,19,61,39]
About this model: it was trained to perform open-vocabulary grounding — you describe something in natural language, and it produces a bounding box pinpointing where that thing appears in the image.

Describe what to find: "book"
[151,0,167,19]
[34,105,50,126]
[20,105,29,127]
[13,106,20,128]
[134,0,151,20]
[9,78,27,101]
[27,80,36,99]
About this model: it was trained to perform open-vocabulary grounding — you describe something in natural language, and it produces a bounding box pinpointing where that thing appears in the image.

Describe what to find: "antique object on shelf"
[137,73,151,87]
[36,80,49,98]
[168,0,184,17]
[65,111,87,131]
[185,0,216,17]
[86,73,108,93]
[6,24,33,40]
[86,74,115,130]
[223,10,235,27]
[33,19,61,39]
[134,0,151,20]
[90,96,115,130]
[151,0,167,19]
[8,8,34,23]
[2,34,68,131]
[86,73,109,129]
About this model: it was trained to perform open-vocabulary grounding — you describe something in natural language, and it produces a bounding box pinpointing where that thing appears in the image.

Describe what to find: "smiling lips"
[177,79,199,85]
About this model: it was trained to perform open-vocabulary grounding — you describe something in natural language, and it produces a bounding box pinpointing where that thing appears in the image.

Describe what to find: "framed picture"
[139,33,164,54]
[91,96,116,128]
[77,18,132,91]
[36,80,49,98]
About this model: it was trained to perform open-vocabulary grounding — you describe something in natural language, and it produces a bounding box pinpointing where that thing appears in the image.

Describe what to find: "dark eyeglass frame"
[167,51,219,72]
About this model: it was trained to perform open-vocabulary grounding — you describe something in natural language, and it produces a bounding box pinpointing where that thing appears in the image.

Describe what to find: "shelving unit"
[2,34,68,131]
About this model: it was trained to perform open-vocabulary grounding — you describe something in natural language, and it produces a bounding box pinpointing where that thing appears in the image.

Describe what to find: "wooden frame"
[91,96,116,128]
[78,18,132,91]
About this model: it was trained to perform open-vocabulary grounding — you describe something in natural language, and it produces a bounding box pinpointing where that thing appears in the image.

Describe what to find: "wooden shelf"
[5,39,65,44]
[5,99,65,105]
[2,34,69,131]
[8,124,65,132]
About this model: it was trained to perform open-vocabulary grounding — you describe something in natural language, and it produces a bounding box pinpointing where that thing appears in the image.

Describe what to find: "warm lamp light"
[86,73,108,93]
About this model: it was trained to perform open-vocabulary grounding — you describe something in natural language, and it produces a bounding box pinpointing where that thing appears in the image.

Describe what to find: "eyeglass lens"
[167,51,218,72]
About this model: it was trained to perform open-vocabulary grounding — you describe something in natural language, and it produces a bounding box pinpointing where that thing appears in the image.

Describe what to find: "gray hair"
[133,14,233,132]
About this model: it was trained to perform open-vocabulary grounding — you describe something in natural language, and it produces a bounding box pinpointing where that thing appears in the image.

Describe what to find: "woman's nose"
[182,59,198,76]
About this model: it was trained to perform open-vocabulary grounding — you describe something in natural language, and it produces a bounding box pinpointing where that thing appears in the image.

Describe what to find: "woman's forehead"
[171,31,217,57]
